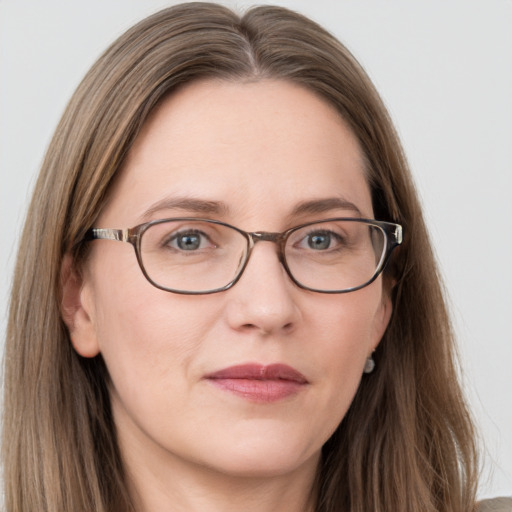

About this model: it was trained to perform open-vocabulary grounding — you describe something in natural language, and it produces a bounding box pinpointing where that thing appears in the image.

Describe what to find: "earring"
[363,355,375,374]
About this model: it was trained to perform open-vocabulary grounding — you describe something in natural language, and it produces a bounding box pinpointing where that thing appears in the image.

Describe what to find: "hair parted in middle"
[3,3,477,512]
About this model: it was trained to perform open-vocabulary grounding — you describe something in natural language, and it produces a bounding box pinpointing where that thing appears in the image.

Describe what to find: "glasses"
[84,217,402,294]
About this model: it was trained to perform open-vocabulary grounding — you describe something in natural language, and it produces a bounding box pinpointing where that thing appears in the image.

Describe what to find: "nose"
[224,241,301,336]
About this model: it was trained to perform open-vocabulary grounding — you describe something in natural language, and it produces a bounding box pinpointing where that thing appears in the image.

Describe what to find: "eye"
[168,230,213,251]
[298,230,342,251]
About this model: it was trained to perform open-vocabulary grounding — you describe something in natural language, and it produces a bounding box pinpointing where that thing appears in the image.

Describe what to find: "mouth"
[204,363,309,403]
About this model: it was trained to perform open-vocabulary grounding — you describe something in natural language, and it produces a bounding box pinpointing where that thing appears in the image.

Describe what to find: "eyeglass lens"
[138,219,387,293]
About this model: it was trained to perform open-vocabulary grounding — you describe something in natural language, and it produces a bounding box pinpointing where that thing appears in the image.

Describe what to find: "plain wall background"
[1,0,511,499]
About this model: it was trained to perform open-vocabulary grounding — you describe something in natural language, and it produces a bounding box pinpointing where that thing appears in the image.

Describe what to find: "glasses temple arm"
[392,224,403,245]
[84,228,128,242]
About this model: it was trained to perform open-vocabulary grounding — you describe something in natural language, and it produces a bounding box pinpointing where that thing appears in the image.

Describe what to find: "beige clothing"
[478,497,512,511]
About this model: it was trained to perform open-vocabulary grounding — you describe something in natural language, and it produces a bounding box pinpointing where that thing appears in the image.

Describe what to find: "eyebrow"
[290,197,364,218]
[141,197,230,221]
[140,195,364,222]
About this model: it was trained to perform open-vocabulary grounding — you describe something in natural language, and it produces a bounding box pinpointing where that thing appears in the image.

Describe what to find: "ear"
[371,292,393,352]
[60,254,101,358]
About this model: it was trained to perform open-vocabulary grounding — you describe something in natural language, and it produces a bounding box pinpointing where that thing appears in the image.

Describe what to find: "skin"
[62,79,392,512]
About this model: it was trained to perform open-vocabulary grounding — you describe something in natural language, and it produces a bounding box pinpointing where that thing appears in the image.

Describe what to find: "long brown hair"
[3,3,478,511]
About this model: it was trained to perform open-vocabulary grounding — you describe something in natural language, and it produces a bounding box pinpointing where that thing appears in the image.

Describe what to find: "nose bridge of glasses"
[250,231,285,243]
[246,231,287,263]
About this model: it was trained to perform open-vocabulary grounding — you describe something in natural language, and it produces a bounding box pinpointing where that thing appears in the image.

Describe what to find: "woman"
[3,3,508,511]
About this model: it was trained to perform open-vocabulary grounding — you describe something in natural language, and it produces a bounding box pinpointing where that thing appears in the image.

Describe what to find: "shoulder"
[477,497,512,511]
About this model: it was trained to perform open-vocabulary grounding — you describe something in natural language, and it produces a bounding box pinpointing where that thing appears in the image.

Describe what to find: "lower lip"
[207,378,306,402]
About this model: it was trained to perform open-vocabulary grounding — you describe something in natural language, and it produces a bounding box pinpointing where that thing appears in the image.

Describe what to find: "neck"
[121,436,319,512]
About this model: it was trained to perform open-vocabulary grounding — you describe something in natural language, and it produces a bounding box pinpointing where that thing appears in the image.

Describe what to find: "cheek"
[87,253,220,408]
[97,292,208,366]
[307,288,383,363]
[302,289,385,428]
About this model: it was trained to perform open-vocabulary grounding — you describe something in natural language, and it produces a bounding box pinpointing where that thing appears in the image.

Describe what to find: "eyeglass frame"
[83,217,403,295]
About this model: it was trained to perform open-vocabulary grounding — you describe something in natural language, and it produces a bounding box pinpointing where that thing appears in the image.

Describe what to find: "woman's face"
[68,80,391,481]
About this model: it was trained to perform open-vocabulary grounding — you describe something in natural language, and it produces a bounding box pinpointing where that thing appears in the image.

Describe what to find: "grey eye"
[168,230,210,251]
[306,231,332,250]
[177,233,201,250]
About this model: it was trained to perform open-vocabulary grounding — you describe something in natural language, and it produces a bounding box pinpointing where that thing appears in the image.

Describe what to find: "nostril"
[238,321,295,335]
[283,322,293,331]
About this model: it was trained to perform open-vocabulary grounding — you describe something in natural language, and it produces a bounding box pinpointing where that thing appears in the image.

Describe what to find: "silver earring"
[363,355,375,374]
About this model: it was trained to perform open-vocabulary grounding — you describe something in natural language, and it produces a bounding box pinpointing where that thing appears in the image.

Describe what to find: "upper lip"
[205,363,308,384]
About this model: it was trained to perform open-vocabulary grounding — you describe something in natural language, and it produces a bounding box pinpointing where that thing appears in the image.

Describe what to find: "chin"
[196,432,321,479]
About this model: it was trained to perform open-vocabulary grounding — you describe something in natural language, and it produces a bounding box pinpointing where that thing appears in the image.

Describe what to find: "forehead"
[100,79,372,227]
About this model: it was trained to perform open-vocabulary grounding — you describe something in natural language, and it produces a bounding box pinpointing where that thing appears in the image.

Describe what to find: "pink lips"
[205,364,308,402]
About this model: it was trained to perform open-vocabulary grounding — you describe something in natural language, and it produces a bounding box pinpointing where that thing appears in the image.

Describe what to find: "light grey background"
[1,0,511,499]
